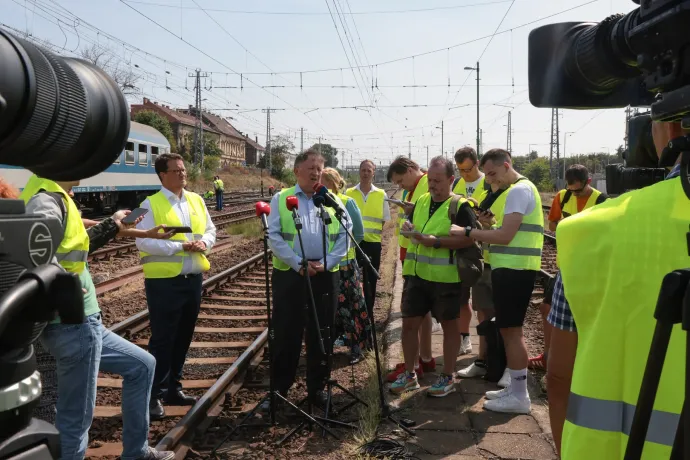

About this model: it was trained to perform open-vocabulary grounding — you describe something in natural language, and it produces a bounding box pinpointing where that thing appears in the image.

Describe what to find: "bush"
[279,169,296,184]
[185,161,201,182]
[203,156,220,180]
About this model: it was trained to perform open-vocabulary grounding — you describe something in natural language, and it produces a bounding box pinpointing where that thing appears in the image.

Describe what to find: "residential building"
[178,108,247,166]
[243,134,265,166]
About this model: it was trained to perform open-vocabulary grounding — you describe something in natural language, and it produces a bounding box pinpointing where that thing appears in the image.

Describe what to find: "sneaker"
[485,386,511,400]
[419,356,436,373]
[432,319,443,333]
[134,447,175,460]
[483,393,531,414]
[498,368,511,388]
[387,362,424,382]
[334,336,346,347]
[428,374,455,397]
[390,371,420,395]
[460,335,473,355]
[455,361,487,379]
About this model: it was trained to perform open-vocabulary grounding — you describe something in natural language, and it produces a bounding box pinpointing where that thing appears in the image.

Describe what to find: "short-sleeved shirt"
[504,180,536,216]
[546,271,576,332]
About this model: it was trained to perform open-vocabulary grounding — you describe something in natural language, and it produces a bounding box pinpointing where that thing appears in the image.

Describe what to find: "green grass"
[224,219,263,238]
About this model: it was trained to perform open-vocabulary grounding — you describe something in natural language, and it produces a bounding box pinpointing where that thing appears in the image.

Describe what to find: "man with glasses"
[530,165,608,371]
[547,164,607,232]
[452,147,491,355]
[136,153,217,419]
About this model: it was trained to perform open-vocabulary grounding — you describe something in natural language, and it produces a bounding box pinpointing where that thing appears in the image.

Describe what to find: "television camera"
[0,27,130,459]
[528,0,690,194]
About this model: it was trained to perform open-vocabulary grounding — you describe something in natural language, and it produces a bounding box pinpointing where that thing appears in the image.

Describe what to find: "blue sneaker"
[390,371,420,395]
[428,373,455,397]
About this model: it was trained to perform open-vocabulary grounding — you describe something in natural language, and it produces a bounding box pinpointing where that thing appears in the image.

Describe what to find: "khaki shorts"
[471,265,494,311]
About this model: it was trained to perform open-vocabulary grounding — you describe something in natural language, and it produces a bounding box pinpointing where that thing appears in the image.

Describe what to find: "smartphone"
[121,207,148,225]
[400,230,423,238]
[166,226,193,234]
[384,197,405,207]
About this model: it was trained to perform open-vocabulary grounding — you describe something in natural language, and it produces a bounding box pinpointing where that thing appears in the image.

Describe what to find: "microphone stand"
[330,203,416,437]
[312,203,367,437]
[212,208,338,456]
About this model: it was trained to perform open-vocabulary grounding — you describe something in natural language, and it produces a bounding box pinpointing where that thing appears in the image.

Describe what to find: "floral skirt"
[335,262,372,353]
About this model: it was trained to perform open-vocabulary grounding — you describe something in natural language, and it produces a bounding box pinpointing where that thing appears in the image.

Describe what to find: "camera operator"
[20,174,176,460]
[548,120,688,459]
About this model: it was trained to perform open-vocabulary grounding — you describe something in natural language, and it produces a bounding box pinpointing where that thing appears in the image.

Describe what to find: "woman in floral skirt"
[321,168,372,364]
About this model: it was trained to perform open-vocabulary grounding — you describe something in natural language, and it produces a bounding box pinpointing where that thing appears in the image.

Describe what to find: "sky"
[2,0,640,168]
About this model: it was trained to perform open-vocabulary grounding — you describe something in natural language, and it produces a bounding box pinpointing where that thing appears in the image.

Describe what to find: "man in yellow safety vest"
[547,164,607,232]
[135,153,217,418]
[346,159,390,319]
[546,120,689,458]
[452,148,544,414]
[213,175,224,211]
[386,156,436,381]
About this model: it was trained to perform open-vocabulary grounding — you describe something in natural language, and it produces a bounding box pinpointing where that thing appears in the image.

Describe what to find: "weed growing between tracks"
[225,219,263,238]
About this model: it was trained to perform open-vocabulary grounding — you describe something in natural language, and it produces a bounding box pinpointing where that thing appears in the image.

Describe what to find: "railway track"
[87,252,271,458]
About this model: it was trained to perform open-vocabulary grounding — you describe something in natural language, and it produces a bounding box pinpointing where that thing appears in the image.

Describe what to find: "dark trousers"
[215,190,223,211]
[271,268,339,396]
[357,241,382,313]
[145,273,203,400]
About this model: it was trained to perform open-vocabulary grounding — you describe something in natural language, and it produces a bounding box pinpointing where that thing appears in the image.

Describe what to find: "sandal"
[528,353,547,370]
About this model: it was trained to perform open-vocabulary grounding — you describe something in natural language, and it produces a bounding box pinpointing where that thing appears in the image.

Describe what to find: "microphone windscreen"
[286,195,299,211]
[255,201,271,216]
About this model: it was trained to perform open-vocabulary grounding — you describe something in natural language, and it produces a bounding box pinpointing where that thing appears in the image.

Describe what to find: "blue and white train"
[0,121,168,212]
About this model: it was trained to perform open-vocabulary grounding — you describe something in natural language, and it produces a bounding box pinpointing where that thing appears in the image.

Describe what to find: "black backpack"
[447,194,483,287]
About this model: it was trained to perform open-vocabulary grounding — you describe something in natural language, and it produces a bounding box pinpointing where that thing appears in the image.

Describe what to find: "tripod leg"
[211,393,270,455]
[670,402,685,460]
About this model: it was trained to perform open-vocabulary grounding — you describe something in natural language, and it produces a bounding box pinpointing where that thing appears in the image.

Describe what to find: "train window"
[138,144,148,166]
[151,146,159,165]
[125,141,135,164]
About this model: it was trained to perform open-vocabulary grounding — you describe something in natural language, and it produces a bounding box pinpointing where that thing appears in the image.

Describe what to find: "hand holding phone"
[167,226,193,234]
[384,197,405,207]
[121,207,148,225]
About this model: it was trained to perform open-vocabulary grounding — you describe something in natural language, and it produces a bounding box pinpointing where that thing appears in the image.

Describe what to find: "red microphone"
[286,195,299,211]
[255,201,270,231]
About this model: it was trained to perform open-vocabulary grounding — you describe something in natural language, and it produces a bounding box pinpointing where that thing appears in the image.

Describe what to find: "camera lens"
[0,28,130,181]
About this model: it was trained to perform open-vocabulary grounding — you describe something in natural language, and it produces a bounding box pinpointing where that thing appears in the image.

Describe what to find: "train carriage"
[0,121,167,212]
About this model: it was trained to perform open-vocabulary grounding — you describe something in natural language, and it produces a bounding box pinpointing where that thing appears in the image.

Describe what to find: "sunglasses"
[566,183,587,193]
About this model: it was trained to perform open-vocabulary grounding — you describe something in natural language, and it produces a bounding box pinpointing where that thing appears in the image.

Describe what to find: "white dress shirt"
[353,183,392,221]
[135,186,217,275]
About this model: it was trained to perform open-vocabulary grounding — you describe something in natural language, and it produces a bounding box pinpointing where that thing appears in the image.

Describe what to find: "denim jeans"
[40,313,156,460]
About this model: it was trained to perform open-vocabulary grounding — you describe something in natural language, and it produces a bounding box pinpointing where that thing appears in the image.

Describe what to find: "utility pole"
[479,129,483,156]
[550,108,560,180]
[262,108,274,172]
[426,145,429,167]
[341,151,345,173]
[189,69,208,166]
[318,136,322,155]
[506,111,512,155]
[300,127,304,153]
[441,121,444,156]
[408,140,411,159]
[475,62,480,156]
[624,106,632,157]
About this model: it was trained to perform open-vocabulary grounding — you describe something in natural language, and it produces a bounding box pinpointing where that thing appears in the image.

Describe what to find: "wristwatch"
[433,237,441,249]
[465,226,473,237]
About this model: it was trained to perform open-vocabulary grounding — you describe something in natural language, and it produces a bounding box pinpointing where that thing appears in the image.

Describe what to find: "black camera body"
[529,0,690,194]
[0,26,130,459]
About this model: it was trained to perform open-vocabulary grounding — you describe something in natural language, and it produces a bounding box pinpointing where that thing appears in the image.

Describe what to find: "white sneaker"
[485,386,511,400]
[460,336,473,355]
[455,361,487,379]
[497,368,511,388]
[483,393,531,414]
[432,319,442,333]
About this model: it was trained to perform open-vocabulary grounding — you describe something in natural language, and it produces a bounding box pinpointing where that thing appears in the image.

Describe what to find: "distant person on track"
[452,148,543,414]
[386,156,437,382]
[213,175,224,211]
[529,165,608,371]
[548,120,687,458]
[346,160,391,318]
[265,149,350,411]
[453,146,492,356]
[20,174,175,460]
[393,156,478,397]
[135,153,217,419]
[321,167,370,364]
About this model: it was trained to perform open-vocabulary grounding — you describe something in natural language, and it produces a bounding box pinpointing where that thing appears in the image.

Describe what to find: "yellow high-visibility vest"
[272,186,340,272]
[345,186,385,243]
[453,176,490,204]
[488,178,543,270]
[559,177,689,459]
[479,185,512,265]
[558,187,602,218]
[397,174,428,250]
[139,190,210,278]
[20,175,89,274]
[402,192,467,283]
[338,193,357,264]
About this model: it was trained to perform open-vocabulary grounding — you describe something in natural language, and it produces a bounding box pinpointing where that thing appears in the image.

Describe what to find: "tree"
[522,157,551,189]
[616,144,625,159]
[202,134,223,157]
[258,135,293,179]
[80,44,140,96]
[133,110,178,153]
[529,150,539,161]
[309,143,339,168]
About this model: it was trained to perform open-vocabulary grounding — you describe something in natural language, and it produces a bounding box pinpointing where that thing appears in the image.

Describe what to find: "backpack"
[447,194,484,287]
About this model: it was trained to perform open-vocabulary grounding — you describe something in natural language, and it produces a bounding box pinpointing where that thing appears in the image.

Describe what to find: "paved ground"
[383,262,557,460]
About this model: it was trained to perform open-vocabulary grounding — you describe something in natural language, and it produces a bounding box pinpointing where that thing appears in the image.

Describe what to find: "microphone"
[255,201,270,231]
[286,195,299,211]
[312,183,345,213]
[313,195,326,208]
